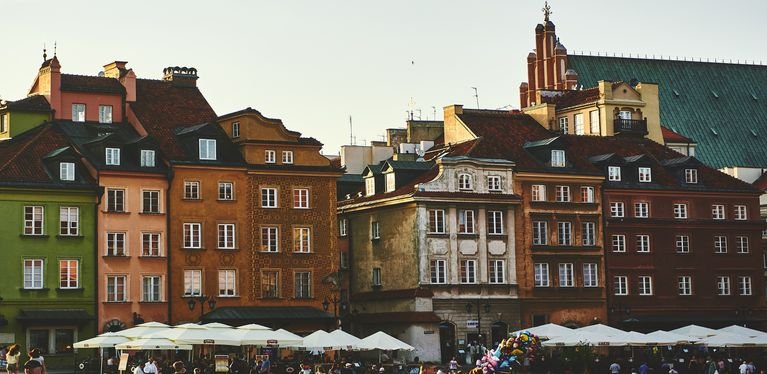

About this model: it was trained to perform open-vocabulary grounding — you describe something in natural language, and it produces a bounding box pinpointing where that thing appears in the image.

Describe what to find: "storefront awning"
[17,309,93,323]
[201,307,334,323]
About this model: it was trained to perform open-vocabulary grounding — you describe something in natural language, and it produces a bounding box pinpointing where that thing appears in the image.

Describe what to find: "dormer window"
[385,173,395,192]
[608,166,621,181]
[60,162,75,181]
[685,169,698,184]
[282,151,294,164]
[232,122,240,138]
[105,148,121,166]
[558,117,569,134]
[199,139,217,160]
[551,150,565,167]
[638,167,652,183]
[99,105,113,124]
[140,150,155,167]
[72,104,86,122]
[265,150,276,164]
[365,177,375,196]
[458,174,473,190]
[487,176,502,191]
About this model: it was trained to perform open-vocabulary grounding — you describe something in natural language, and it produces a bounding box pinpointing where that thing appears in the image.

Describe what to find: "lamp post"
[609,305,631,328]
[186,295,217,321]
[465,300,491,346]
[322,295,347,329]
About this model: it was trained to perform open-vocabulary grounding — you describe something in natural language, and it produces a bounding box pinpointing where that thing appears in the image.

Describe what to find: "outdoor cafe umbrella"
[327,329,365,350]
[669,324,718,339]
[233,327,303,346]
[118,322,173,339]
[150,323,241,346]
[644,330,697,345]
[115,337,193,350]
[718,325,767,338]
[698,332,767,347]
[575,324,626,337]
[360,331,414,364]
[542,330,628,347]
[74,332,132,374]
[512,323,573,340]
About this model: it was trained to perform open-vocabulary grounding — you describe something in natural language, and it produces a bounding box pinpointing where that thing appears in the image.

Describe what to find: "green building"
[0,96,51,140]
[0,122,98,369]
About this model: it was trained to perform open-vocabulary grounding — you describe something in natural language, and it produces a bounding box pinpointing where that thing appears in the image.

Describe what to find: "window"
[674,203,688,219]
[638,167,652,182]
[582,222,595,246]
[636,235,650,253]
[685,169,698,184]
[614,276,628,295]
[555,186,570,202]
[23,259,43,289]
[218,182,234,200]
[219,270,237,297]
[293,227,311,252]
[183,270,202,296]
[218,224,236,249]
[0,113,5,133]
[583,263,598,287]
[712,205,725,220]
[72,104,85,122]
[232,122,240,138]
[531,184,546,201]
[580,186,594,203]
[261,270,279,298]
[638,276,653,295]
[59,207,79,236]
[736,236,749,253]
[261,227,279,252]
[385,174,395,192]
[430,260,447,284]
[551,150,566,167]
[634,202,649,218]
[142,233,161,256]
[265,150,276,164]
[339,219,348,237]
[738,276,752,295]
[372,268,382,287]
[106,275,127,301]
[676,235,690,253]
[143,276,162,302]
[487,176,502,191]
[140,150,155,167]
[28,328,74,354]
[371,221,380,240]
[96,105,113,124]
[589,110,599,133]
[460,259,477,284]
[533,221,548,245]
[458,210,475,234]
[574,113,584,135]
[105,147,120,166]
[608,166,621,181]
[557,222,571,246]
[365,178,375,196]
[714,236,727,253]
[559,263,574,287]
[183,223,202,249]
[489,259,506,284]
[340,252,349,269]
[59,260,80,289]
[610,202,624,217]
[558,117,568,134]
[282,151,294,164]
[428,209,446,234]
[142,190,160,213]
[106,232,126,256]
[487,211,504,235]
[60,162,75,181]
[717,276,731,295]
[184,181,200,200]
[294,271,311,298]
[199,139,217,160]
[735,205,748,220]
[619,110,632,120]
[106,188,125,212]
[678,276,692,296]
[293,188,309,208]
[261,188,277,208]
[458,174,473,190]
[612,234,626,252]
[534,263,550,287]
[24,206,44,235]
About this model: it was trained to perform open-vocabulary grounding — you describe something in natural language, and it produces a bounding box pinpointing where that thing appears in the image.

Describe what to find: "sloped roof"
[130,79,218,160]
[60,74,125,94]
[1,95,51,112]
[661,126,694,143]
[568,55,767,168]
[541,86,600,108]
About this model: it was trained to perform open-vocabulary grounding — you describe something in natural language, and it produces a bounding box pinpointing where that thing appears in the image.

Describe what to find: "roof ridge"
[0,124,53,174]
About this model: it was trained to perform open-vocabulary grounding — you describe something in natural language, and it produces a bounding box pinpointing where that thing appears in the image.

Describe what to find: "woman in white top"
[5,344,20,374]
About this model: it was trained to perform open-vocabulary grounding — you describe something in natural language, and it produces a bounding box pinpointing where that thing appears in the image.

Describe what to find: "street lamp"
[609,305,631,327]
[465,300,491,345]
[186,295,217,320]
[322,295,347,328]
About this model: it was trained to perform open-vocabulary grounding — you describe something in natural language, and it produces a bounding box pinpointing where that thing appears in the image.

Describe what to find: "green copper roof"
[568,55,767,168]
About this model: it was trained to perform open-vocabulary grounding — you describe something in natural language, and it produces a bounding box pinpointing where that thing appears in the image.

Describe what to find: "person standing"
[28,349,45,374]
[6,344,20,374]
[144,358,159,374]
[609,361,620,374]
[134,362,147,374]
[259,355,271,374]
[448,357,459,374]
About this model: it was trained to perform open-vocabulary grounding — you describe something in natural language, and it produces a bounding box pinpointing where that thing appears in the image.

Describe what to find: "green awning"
[17,309,93,323]
[201,307,333,323]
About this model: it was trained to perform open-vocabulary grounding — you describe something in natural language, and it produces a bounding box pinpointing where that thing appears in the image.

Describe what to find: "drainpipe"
[95,181,105,333]
[599,178,610,325]
[165,166,174,324]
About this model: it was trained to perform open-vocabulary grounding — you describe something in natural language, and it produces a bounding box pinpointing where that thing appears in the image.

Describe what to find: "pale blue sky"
[1,0,765,154]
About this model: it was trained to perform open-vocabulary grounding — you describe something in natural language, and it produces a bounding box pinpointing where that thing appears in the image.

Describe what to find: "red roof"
[753,172,767,191]
[60,74,125,94]
[541,87,600,108]
[661,126,694,143]
[130,79,218,160]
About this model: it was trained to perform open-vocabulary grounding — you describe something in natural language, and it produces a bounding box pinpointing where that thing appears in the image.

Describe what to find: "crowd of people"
[2,344,47,374]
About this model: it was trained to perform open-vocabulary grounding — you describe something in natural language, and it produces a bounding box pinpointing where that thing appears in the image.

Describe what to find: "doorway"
[490,321,508,348]
[439,321,456,364]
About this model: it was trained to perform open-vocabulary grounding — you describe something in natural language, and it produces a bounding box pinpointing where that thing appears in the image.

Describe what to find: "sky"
[1,0,766,154]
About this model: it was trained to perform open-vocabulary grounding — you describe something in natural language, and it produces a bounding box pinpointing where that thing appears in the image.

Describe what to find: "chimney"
[519,82,529,109]
[104,61,137,102]
[565,69,578,90]
[598,80,613,100]
[103,61,128,78]
[35,56,62,118]
[162,66,199,87]
[526,52,537,107]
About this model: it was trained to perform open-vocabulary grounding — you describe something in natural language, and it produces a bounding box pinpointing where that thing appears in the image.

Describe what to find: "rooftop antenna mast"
[349,115,353,145]
[472,87,480,109]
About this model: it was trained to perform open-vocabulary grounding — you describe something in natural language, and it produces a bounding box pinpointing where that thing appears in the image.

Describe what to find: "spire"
[43,43,47,61]
[53,41,57,57]
[542,1,552,22]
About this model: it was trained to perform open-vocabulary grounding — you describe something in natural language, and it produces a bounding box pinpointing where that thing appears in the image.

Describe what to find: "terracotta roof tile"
[60,74,125,94]
[752,172,767,191]
[541,87,600,108]
[2,95,51,113]
[661,126,694,143]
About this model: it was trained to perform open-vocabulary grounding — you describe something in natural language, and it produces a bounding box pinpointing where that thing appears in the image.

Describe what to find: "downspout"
[599,174,610,324]
[165,165,174,324]
[95,177,105,333]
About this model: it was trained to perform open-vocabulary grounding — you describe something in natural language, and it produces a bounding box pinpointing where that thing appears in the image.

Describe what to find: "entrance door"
[439,322,456,364]
[490,321,508,348]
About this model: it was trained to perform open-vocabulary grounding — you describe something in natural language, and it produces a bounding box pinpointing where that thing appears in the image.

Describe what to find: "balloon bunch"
[471,332,541,374]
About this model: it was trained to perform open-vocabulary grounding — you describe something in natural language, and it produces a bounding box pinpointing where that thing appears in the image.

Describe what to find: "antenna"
[472,87,480,109]
[54,41,57,57]
[416,109,422,120]
[408,97,416,120]
[349,115,353,146]
[432,106,437,120]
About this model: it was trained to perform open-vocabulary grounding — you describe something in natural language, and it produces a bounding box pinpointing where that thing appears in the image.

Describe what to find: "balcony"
[613,118,648,136]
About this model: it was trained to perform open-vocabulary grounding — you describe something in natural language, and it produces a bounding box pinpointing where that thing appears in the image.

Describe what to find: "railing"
[613,118,648,136]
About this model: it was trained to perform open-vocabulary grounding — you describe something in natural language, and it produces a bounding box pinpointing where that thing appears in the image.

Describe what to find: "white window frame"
[558,117,568,134]
[489,260,505,284]
[712,205,725,220]
[531,184,546,201]
[282,151,294,164]
[533,221,548,245]
[487,175,502,191]
[218,223,236,249]
[261,227,279,252]
[198,139,217,160]
[487,210,504,235]
[105,147,121,166]
[293,227,311,253]
[428,209,446,234]
[458,210,475,234]
[674,203,688,219]
[638,276,653,296]
[261,187,278,208]
[106,188,125,212]
[219,270,237,297]
[184,181,200,200]
[558,263,574,287]
[678,276,692,296]
[638,167,652,182]
[614,275,628,295]
[365,177,375,196]
[294,271,311,299]
[60,162,75,181]
[557,221,572,246]
[371,221,380,239]
[736,236,749,253]
[738,276,752,295]
[583,263,598,287]
[265,150,276,164]
[72,103,86,122]
[460,259,477,284]
[589,110,599,134]
[106,275,128,302]
[141,232,161,257]
[534,263,550,287]
[582,222,595,246]
[430,260,447,284]
[685,168,698,184]
[339,219,348,237]
[385,173,396,192]
[580,186,594,203]
[183,223,202,249]
[142,189,161,213]
[610,202,624,217]
[551,150,566,167]
[183,269,202,297]
[142,275,163,302]
[24,206,44,235]
[59,207,79,236]
[106,232,127,256]
[458,174,473,190]
[574,113,584,135]
[676,235,690,253]
[98,105,113,124]
[612,234,626,252]
[636,234,650,253]
[218,182,234,201]
[24,259,44,289]
[735,205,748,220]
[372,268,382,287]
[608,166,621,181]
[555,185,570,202]
[634,202,649,218]
[232,122,240,138]
[293,188,309,208]
[714,235,727,253]
[140,149,155,167]
[717,276,731,296]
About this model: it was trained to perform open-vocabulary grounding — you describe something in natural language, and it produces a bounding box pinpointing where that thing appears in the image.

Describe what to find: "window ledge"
[487,234,507,239]
[217,199,237,203]
[182,198,202,202]
[260,251,280,254]
[292,251,312,255]
[217,295,240,299]
[102,255,132,259]
[102,301,131,304]
[426,233,448,238]
[19,288,49,292]
[139,212,164,215]
[138,301,166,304]
[217,248,239,251]
[457,233,479,239]
[183,247,206,251]
[57,287,84,291]
[371,238,381,242]
[103,211,130,214]
[56,235,84,239]
[139,255,165,259]
[19,234,49,239]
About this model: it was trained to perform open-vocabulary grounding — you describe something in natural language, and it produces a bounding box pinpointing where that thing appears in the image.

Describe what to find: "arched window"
[458,174,473,190]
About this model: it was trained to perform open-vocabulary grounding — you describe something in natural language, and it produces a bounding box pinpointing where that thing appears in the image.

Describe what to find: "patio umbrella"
[238,324,271,331]
[327,329,365,350]
[233,328,303,346]
[74,332,132,374]
[360,331,415,351]
[623,331,656,346]
[201,322,233,329]
[115,337,192,350]
[298,330,331,350]
[698,332,764,347]
[644,330,697,345]
[150,323,241,346]
[512,323,573,340]
[669,324,718,339]
[718,325,767,338]
[575,324,626,337]
[542,330,628,347]
[118,322,173,339]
